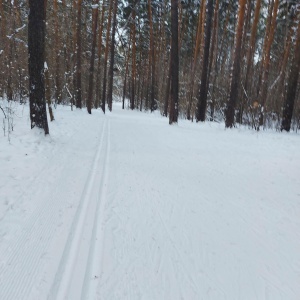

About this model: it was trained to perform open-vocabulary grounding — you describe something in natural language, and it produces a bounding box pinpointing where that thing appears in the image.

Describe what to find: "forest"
[1,1,300,298]
[0,0,300,132]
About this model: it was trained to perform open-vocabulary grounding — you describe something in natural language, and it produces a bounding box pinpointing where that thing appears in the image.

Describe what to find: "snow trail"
[49,118,110,300]
[0,103,299,300]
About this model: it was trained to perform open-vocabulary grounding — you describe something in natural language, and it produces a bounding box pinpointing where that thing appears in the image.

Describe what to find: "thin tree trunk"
[225,0,247,128]
[187,0,205,120]
[75,0,83,109]
[130,7,136,110]
[281,19,300,132]
[45,64,55,121]
[87,1,99,114]
[258,0,279,129]
[196,0,214,122]
[244,0,261,93]
[101,0,113,113]
[107,0,118,112]
[169,0,179,124]
[54,0,62,104]
[0,0,6,97]
[95,0,106,109]
[208,0,219,121]
[163,57,171,117]
[148,0,156,112]
[122,51,130,109]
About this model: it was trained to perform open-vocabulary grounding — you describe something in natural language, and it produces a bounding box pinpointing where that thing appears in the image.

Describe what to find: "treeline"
[0,0,300,131]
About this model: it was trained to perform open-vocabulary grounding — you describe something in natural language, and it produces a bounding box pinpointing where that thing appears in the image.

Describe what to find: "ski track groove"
[80,119,111,300]
[0,122,100,300]
[48,118,109,300]
[0,116,107,300]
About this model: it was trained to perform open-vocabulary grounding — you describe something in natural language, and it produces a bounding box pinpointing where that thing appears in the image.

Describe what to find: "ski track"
[0,120,88,300]
[0,113,109,300]
[48,118,110,300]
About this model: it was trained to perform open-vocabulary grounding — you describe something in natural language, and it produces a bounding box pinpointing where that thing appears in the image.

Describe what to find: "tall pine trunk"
[225,0,247,128]
[87,1,99,114]
[130,7,136,110]
[196,0,214,122]
[101,0,113,113]
[54,0,62,104]
[257,0,279,129]
[148,0,156,112]
[75,0,83,109]
[107,0,118,112]
[281,19,300,132]
[187,0,205,120]
[169,0,179,124]
[28,0,49,134]
[95,0,106,109]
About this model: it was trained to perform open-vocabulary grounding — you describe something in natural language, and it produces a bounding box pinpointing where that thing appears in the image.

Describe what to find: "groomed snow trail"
[97,105,300,300]
[48,118,110,300]
[0,106,110,300]
[1,102,300,300]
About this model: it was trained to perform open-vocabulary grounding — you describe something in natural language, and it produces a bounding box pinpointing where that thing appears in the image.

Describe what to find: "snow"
[0,99,300,300]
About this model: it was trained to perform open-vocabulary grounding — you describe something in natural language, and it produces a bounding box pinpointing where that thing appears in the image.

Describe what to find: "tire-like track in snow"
[48,118,110,300]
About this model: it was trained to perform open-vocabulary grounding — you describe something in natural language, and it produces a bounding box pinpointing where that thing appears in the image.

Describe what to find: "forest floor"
[0,99,300,300]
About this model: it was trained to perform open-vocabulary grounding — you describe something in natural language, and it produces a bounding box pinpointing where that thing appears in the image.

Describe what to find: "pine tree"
[225,0,247,128]
[281,16,300,132]
[28,0,49,134]
[169,0,179,124]
[87,0,99,114]
[196,0,214,122]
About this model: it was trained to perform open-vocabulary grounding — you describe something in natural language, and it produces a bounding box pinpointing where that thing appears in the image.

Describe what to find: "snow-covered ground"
[0,100,299,300]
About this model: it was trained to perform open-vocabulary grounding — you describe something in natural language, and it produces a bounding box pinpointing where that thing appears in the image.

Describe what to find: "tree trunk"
[196,0,214,122]
[169,0,179,124]
[75,0,83,109]
[107,0,118,112]
[130,7,136,110]
[122,51,130,110]
[54,0,62,104]
[208,0,219,121]
[225,0,247,128]
[244,0,261,95]
[28,0,49,134]
[148,0,156,112]
[87,1,99,114]
[281,19,300,132]
[101,0,113,113]
[163,57,171,117]
[187,0,205,120]
[95,0,106,109]
[257,0,279,129]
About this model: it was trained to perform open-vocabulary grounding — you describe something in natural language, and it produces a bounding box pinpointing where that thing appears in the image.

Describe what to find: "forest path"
[48,118,110,300]
[0,107,110,300]
[0,103,299,300]
[94,105,300,300]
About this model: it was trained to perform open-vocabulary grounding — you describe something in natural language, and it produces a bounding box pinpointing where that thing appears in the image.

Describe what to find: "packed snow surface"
[0,100,299,300]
